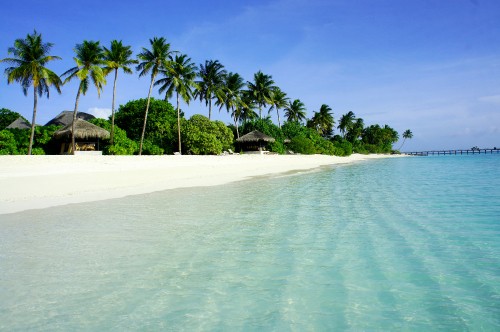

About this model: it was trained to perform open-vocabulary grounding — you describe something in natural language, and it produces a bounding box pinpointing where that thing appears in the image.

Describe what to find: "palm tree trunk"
[208,98,212,120]
[110,69,118,147]
[72,88,82,155]
[232,107,240,139]
[177,91,182,154]
[276,108,281,129]
[398,138,407,151]
[28,86,38,155]
[139,75,156,155]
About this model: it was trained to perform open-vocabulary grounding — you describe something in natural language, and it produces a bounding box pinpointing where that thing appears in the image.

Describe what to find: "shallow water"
[1,155,499,330]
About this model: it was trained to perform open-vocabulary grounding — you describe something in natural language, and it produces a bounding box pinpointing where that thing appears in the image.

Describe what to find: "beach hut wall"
[5,117,31,130]
[53,119,110,140]
[45,111,95,127]
[236,130,276,143]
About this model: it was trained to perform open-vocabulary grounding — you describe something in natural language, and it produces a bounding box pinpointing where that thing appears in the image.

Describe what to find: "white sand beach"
[0,154,396,214]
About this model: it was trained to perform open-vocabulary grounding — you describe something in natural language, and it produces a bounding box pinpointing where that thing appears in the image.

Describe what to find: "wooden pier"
[405,149,499,156]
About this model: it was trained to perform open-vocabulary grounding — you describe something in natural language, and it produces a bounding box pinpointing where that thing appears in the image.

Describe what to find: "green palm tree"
[239,90,258,125]
[136,37,173,155]
[268,87,288,129]
[285,99,306,123]
[308,104,334,137]
[346,117,364,143]
[103,40,137,146]
[1,30,62,155]
[62,40,105,154]
[155,53,197,154]
[218,72,246,138]
[195,59,226,120]
[398,129,413,150]
[338,111,355,138]
[247,71,275,119]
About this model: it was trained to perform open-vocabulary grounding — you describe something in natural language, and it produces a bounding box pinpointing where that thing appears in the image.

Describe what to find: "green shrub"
[0,130,18,154]
[89,118,138,155]
[182,115,233,155]
[114,98,178,153]
[288,136,316,154]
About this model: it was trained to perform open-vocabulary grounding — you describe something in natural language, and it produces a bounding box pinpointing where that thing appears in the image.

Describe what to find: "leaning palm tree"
[247,71,275,119]
[398,129,413,150]
[136,37,173,155]
[1,30,62,155]
[268,86,288,129]
[103,40,137,146]
[218,72,246,138]
[284,99,307,123]
[155,53,197,154]
[62,40,105,154]
[338,111,355,138]
[194,59,226,120]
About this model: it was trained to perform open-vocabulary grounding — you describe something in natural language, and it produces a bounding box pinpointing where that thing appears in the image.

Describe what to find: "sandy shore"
[0,154,397,214]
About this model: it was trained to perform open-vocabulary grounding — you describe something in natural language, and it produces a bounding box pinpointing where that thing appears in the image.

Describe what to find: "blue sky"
[1,0,499,150]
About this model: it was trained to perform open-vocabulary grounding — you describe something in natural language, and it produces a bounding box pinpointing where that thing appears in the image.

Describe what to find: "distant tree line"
[0,31,412,155]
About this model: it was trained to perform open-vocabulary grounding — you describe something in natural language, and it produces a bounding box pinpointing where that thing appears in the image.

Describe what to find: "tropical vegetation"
[62,40,106,154]
[1,31,409,156]
[0,30,62,155]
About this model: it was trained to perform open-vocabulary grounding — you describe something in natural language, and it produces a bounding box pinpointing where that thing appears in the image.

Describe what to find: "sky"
[1,0,499,151]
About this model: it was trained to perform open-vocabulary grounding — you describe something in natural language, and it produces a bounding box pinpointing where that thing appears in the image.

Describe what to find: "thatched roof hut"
[236,130,275,143]
[45,111,95,126]
[54,119,110,140]
[236,130,275,153]
[5,117,31,129]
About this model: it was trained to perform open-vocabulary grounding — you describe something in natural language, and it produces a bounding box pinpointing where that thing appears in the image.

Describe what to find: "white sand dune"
[0,154,398,214]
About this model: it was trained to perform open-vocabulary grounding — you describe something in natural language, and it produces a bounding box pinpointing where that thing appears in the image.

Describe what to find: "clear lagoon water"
[1,155,499,331]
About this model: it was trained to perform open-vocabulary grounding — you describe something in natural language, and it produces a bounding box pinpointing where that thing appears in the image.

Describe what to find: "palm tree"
[103,40,137,146]
[398,129,413,150]
[195,60,226,120]
[268,87,288,129]
[247,71,275,119]
[285,99,307,123]
[346,117,364,143]
[338,111,355,138]
[239,90,258,125]
[62,40,105,154]
[219,72,246,138]
[155,53,197,154]
[308,104,334,137]
[1,31,62,155]
[136,37,173,155]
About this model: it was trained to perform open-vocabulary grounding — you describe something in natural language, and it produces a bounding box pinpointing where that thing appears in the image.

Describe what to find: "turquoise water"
[1,155,499,330]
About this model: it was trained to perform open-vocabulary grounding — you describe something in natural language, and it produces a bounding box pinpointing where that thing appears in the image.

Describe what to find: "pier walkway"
[405,148,499,156]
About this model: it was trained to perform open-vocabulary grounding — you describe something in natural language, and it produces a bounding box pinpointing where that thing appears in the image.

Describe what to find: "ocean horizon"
[1,154,499,330]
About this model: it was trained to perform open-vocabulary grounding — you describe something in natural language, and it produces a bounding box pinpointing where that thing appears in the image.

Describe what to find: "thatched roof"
[236,130,275,143]
[5,117,31,129]
[53,119,110,140]
[45,111,95,126]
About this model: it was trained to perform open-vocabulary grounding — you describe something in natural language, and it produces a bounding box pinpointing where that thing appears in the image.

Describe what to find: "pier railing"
[404,149,499,156]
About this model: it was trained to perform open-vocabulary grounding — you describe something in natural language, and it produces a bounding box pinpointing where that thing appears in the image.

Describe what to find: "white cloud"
[478,94,500,104]
[87,107,111,119]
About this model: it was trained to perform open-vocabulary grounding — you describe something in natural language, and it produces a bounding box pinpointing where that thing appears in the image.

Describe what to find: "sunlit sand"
[0,154,399,214]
